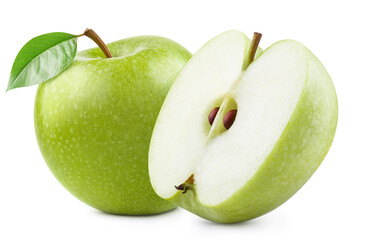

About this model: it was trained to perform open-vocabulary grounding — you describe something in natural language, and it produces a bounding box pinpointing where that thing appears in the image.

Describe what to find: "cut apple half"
[149,30,337,223]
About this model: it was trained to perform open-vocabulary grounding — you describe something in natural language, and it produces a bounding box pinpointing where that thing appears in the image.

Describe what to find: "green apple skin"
[167,42,337,223]
[34,36,191,214]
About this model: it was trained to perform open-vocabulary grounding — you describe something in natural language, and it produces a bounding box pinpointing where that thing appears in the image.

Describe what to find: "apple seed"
[208,107,220,125]
[223,110,237,129]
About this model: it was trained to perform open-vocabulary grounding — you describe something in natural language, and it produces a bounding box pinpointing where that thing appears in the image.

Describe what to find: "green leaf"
[7,32,78,91]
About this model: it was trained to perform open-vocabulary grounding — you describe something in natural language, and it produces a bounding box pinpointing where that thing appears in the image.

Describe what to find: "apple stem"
[78,28,113,58]
[245,32,262,69]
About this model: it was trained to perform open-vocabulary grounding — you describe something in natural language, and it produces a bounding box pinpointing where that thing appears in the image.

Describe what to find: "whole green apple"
[34,35,191,214]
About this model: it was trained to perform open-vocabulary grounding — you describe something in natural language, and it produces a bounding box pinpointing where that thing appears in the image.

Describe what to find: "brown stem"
[80,28,113,58]
[246,32,262,68]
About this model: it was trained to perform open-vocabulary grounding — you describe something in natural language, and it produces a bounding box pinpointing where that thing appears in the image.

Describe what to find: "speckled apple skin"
[34,36,191,214]
[169,41,338,223]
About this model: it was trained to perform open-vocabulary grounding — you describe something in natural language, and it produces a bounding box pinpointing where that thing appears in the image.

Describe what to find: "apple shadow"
[91,205,271,228]
[196,215,265,228]
[91,206,182,219]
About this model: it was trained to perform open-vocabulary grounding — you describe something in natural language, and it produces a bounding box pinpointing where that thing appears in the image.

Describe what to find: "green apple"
[149,30,338,223]
[34,35,192,214]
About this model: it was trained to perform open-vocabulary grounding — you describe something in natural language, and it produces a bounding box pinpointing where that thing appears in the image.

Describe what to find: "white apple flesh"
[149,30,338,223]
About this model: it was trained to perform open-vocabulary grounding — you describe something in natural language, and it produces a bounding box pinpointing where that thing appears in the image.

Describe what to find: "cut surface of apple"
[149,30,337,223]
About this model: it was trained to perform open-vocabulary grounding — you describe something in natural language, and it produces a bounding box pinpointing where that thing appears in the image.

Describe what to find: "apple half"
[149,30,338,223]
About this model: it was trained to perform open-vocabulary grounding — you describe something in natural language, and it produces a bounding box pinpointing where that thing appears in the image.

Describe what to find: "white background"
[0,0,371,239]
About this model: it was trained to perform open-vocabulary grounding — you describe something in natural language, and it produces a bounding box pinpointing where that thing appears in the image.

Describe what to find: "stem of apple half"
[78,28,113,58]
[244,32,262,70]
